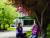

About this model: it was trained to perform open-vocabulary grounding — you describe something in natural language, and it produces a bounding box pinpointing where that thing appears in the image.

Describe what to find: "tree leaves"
[0,0,17,25]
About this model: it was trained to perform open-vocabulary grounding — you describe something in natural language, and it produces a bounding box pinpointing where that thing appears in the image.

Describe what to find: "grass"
[26,31,31,36]
[26,31,31,38]
[7,27,16,31]
[26,31,41,38]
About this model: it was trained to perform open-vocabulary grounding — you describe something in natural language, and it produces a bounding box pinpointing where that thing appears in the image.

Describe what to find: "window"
[24,20,33,25]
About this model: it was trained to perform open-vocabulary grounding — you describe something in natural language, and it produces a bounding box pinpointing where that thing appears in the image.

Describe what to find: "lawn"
[7,27,16,31]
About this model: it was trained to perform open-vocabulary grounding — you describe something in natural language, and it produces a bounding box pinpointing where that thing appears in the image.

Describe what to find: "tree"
[22,0,49,38]
[14,0,49,38]
[0,0,17,30]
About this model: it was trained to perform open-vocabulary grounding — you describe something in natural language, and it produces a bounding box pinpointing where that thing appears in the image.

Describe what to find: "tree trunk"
[0,24,1,30]
[42,18,48,38]
[42,28,47,38]
[41,6,48,38]
[8,24,10,27]
[3,24,6,30]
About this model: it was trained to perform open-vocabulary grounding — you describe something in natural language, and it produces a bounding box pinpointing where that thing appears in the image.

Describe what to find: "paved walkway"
[0,27,42,38]
[0,31,16,38]
[0,27,32,38]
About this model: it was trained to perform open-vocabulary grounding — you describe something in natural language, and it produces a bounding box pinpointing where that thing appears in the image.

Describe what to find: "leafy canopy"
[0,0,20,24]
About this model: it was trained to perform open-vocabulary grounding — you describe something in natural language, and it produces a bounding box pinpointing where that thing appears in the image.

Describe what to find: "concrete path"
[0,31,16,38]
[0,27,32,38]
[0,27,42,38]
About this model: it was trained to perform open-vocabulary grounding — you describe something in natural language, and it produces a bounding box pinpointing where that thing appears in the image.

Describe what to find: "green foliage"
[5,24,9,29]
[47,24,50,30]
[0,0,18,30]
[0,0,17,24]
[26,31,32,38]
[47,32,50,38]
[1,24,3,29]
[16,11,21,17]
